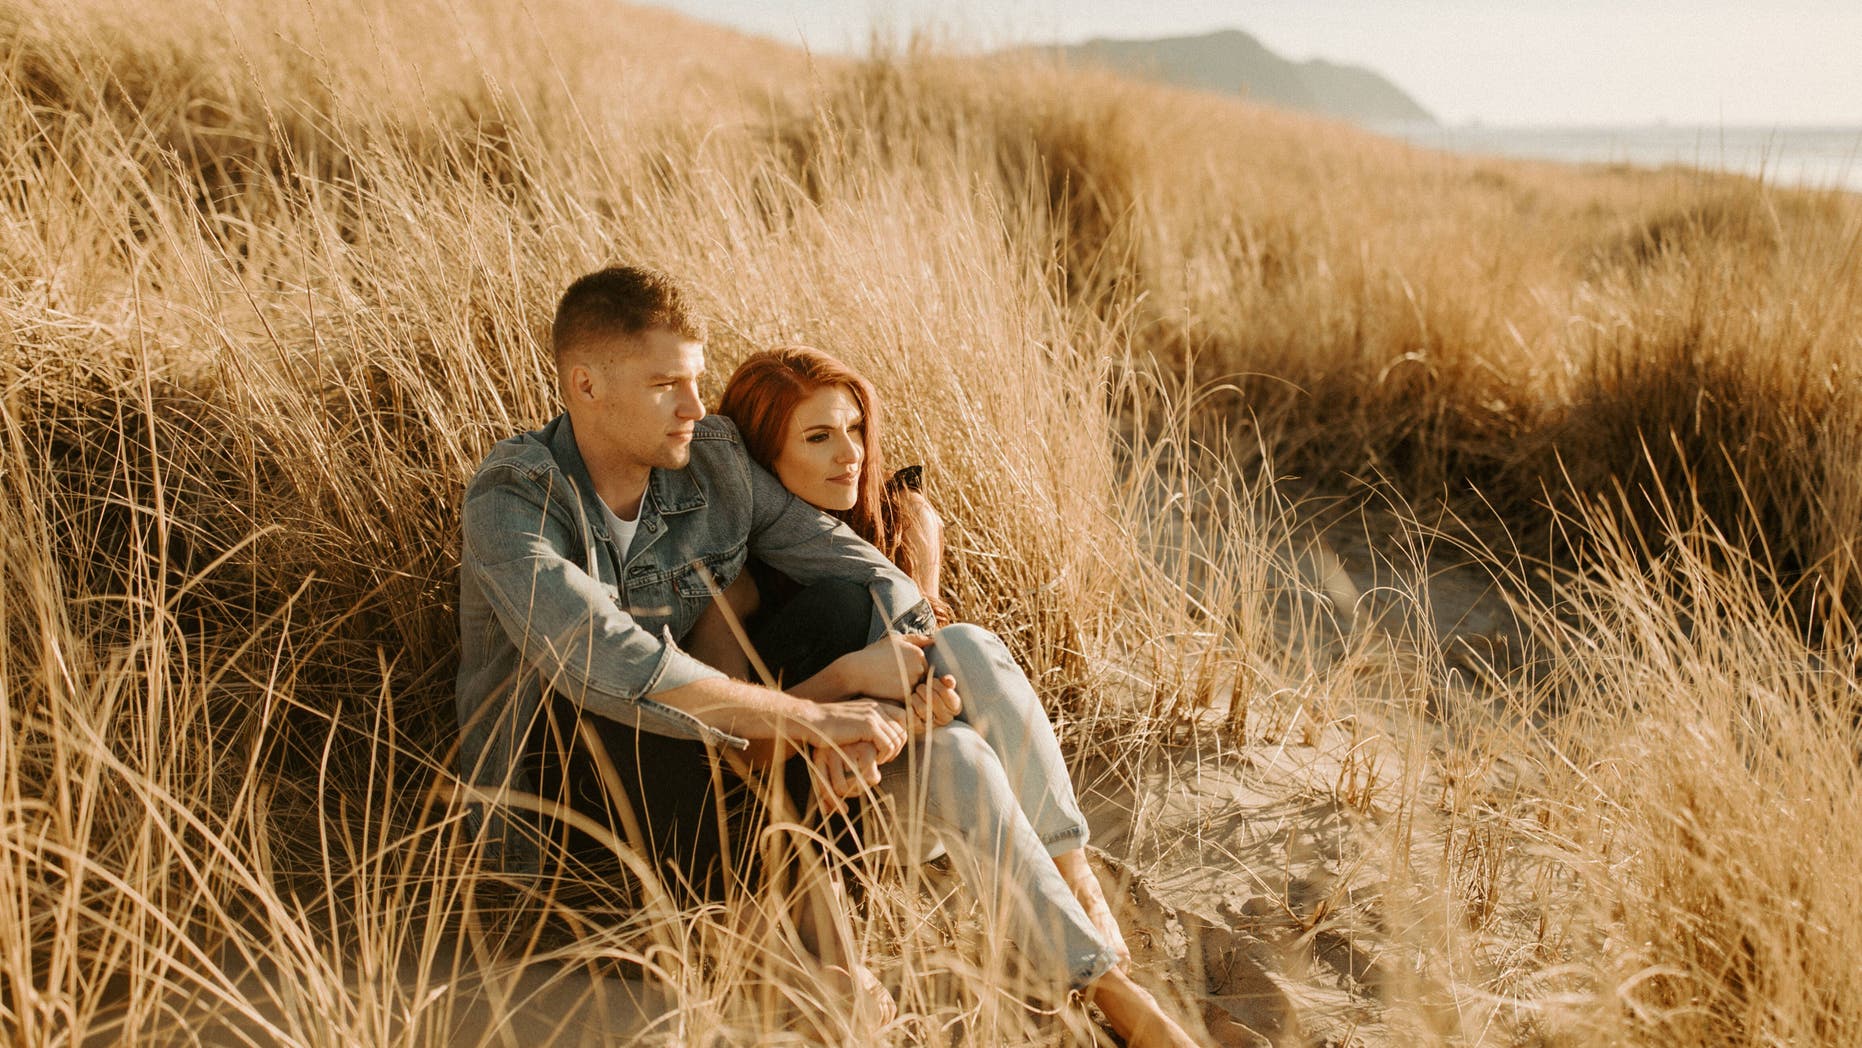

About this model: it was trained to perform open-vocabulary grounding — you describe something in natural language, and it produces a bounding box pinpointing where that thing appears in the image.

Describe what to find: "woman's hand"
[811,740,882,815]
[904,673,961,733]
[830,633,934,701]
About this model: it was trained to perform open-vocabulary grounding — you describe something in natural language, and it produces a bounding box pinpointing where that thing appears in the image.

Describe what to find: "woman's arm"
[726,636,957,766]
[895,491,952,626]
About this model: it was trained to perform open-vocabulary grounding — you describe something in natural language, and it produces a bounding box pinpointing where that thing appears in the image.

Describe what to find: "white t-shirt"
[598,497,640,561]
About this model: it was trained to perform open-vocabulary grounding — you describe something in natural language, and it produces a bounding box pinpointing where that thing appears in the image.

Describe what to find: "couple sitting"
[455,266,1200,1046]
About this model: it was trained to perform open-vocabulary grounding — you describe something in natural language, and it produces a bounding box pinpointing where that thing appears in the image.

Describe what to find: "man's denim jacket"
[455,412,933,871]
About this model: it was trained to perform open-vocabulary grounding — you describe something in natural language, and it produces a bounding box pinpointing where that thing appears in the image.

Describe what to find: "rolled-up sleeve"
[462,468,727,722]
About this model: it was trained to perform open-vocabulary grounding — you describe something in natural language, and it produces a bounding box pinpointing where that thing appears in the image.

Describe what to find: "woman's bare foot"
[819,961,897,1031]
[1087,965,1202,1048]
[1055,848,1132,963]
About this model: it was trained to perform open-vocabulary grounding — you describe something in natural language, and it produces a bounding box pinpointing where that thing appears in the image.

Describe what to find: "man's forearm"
[651,675,911,760]
[649,676,820,739]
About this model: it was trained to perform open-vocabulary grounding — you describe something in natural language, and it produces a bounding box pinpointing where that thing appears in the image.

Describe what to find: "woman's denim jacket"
[455,412,932,871]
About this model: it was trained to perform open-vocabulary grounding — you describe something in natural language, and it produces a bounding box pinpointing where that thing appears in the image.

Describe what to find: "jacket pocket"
[672,542,748,599]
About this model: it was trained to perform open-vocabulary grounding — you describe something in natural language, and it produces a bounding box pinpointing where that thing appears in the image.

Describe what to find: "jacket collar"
[648,460,707,514]
[543,414,599,514]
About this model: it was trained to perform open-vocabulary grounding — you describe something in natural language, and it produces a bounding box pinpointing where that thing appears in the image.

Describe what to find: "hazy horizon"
[648,1,1862,129]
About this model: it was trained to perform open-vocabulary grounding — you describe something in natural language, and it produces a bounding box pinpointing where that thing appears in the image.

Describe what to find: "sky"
[649,1,1862,127]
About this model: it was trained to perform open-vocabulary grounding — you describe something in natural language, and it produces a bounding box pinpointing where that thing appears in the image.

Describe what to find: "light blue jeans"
[874,623,1121,989]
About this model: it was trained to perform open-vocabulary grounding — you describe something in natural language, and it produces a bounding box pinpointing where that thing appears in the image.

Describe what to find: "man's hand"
[904,673,961,733]
[812,740,882,815]
[795,698,910,762]
[829,633,934,701]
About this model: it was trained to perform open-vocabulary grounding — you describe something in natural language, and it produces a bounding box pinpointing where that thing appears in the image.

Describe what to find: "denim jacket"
[455,412,932,870]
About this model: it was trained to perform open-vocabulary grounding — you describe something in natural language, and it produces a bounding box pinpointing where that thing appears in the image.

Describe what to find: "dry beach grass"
[3,0,1861,1044]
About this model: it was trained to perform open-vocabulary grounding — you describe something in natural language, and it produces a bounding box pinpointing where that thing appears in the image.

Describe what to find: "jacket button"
[646,520,658,532]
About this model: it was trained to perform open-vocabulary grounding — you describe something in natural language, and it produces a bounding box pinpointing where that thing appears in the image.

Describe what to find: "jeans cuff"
[1040,824,1089,857]
[1068,943,1124,990]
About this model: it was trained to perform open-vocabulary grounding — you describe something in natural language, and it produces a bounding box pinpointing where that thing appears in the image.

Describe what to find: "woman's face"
[773,385,864,512]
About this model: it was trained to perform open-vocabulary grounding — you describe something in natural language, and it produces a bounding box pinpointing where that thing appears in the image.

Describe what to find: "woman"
[687,346,1200,1048]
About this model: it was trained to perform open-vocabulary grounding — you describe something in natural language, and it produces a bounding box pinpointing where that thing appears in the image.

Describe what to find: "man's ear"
[565,360,598,404]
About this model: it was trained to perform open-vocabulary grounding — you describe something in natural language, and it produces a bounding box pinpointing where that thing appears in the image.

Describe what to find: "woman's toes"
[824,962,897,1029]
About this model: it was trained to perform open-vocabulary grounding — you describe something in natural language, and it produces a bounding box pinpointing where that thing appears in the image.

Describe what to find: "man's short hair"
[551,266,707,363]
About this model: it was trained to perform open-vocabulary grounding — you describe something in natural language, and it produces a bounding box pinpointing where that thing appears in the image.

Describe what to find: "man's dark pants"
[522,579,871,905]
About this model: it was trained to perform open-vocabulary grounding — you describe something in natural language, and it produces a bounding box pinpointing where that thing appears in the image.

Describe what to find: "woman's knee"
[929,623,1042,723]
[927,622,1006,680]
[914,722,1014,809]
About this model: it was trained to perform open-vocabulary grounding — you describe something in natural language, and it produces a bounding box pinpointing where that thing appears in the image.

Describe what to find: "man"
[454,265,934,894]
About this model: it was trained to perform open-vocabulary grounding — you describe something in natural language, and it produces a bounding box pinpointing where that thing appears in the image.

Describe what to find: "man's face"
[571,327,706,472]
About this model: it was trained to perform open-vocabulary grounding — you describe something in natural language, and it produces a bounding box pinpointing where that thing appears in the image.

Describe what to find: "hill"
[1048,28,1434,124]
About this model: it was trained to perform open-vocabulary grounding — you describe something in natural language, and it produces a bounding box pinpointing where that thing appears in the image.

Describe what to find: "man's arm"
[740,457,934,635]
[650,676,909,760]
[464,465,903,754]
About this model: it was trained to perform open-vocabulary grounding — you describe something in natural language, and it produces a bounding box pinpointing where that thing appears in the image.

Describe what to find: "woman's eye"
[806,433,828,443]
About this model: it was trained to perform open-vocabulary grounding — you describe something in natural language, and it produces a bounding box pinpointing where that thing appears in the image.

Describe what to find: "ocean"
[1382,124,1862,193]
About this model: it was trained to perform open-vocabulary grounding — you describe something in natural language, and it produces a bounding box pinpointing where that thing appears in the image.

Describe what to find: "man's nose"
[677,384,704,419]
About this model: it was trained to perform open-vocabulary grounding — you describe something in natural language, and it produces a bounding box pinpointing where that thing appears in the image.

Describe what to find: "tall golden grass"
[3,0,1859,1043]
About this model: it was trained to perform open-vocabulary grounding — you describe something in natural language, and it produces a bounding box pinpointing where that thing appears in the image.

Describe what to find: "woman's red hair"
[718,346,894,561]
